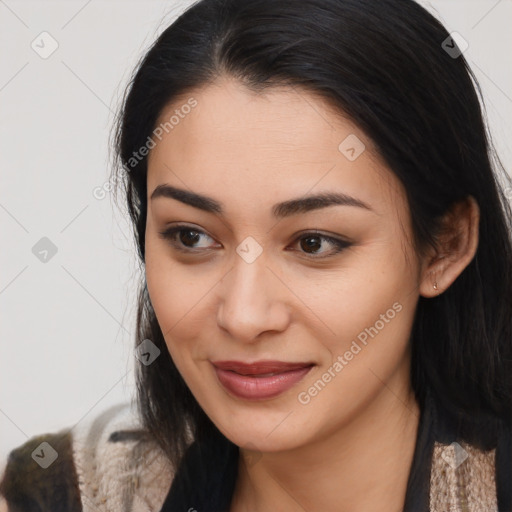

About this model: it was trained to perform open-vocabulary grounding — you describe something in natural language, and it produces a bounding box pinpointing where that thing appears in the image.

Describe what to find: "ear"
[419,195,480,298]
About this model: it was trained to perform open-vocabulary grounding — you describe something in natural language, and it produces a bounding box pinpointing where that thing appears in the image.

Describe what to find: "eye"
[158,224,218,253]
[158,224,352,258]
[290,231,352,258]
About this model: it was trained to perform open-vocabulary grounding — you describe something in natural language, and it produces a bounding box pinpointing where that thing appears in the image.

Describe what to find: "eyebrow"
[150,184,373,218]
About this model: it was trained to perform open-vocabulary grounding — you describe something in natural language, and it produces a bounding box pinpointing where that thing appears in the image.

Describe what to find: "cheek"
[144,234,218,370]
[296,244,414,339]
[297,240,418,386]
[144,236,195,342]
[294,297,417,438]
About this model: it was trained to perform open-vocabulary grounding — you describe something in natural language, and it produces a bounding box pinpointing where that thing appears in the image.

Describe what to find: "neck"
[230,375,420,512]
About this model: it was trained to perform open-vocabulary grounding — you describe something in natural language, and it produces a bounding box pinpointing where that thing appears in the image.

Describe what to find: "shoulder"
[0,400,175,512]
[430,440,499,511]
[73,400,175,511]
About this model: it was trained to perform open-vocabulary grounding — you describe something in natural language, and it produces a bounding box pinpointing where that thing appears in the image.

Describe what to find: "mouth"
[211,360,315,400]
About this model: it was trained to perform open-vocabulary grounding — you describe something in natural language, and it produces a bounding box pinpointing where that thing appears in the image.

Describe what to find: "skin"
[144,76,479,512]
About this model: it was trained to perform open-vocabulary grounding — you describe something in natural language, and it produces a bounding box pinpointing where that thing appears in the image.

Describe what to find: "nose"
[216,254,291,343]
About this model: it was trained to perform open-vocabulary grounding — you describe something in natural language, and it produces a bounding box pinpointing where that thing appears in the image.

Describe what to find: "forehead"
[146,77,405,218]
[151,77,368,161]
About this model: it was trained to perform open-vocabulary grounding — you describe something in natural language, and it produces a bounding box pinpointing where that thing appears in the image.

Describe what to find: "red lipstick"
[211,360,314,400]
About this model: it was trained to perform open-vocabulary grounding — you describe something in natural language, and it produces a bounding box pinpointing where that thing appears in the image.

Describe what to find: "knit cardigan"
[0,397,508,512]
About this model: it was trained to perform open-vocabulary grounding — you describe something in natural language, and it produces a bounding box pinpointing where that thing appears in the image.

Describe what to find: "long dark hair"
[111,0,512,484]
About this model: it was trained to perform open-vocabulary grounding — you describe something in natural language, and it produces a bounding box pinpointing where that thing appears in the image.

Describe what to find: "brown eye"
[158,225,217,252]
[300,236,322,253]
[292,232,352,258]
[178,229,201,247]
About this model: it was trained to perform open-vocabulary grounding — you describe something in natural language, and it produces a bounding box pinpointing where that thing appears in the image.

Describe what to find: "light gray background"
[1,0,511,465]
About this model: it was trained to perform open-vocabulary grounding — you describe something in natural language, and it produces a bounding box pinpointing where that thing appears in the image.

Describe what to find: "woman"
[1,0,511,510]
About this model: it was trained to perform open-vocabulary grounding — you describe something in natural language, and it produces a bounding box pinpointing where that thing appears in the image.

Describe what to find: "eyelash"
[157,224,352,259]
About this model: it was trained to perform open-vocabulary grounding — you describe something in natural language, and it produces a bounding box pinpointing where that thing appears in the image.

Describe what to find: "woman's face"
[145,77,424,452]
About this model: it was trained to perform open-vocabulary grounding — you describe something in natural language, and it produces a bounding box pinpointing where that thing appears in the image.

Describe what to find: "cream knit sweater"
[71,401,175,511]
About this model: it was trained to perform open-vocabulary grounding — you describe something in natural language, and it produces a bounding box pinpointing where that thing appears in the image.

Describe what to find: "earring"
[433,281,438,290]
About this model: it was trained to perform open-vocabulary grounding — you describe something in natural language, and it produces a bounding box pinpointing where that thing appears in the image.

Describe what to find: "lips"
[212,360,314,400]
[212,360,314,375]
